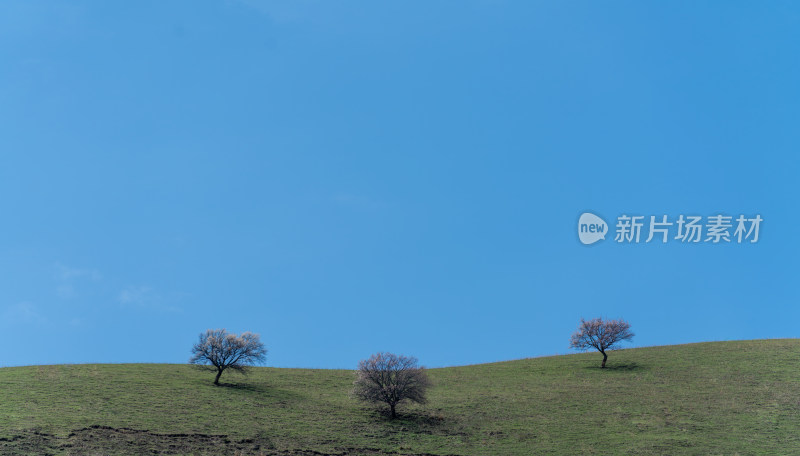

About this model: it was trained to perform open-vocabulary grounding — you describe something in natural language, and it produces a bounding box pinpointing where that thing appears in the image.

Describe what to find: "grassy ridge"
[1,339,799,455]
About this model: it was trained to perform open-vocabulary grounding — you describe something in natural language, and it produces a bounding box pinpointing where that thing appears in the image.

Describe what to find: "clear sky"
[1,1,798,368]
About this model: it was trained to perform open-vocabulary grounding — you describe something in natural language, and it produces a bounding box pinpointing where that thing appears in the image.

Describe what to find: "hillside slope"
[1,339,799,455]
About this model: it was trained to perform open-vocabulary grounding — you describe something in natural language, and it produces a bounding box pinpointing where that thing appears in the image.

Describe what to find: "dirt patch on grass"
[0,426,458,455]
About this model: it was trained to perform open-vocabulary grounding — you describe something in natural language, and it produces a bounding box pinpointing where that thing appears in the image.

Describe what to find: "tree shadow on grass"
[391,411,446,425]
[212,381,305,403]
[582,362,645,371]
[368,409,470,438]
[220,381,267,392]
[223,380,289,392]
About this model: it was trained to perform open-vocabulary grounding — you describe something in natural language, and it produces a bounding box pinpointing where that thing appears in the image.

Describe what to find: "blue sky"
[1,1,798,368]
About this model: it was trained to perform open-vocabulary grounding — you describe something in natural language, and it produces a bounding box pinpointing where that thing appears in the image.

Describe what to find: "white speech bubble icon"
[578,212,608,245]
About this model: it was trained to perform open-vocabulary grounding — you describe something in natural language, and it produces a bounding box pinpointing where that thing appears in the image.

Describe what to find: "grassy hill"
[1,339,799,455]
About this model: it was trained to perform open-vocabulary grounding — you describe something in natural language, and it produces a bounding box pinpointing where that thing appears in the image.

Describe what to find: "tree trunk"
[214,369,223,385]
[390,403,396,419]
[601,351,608,368]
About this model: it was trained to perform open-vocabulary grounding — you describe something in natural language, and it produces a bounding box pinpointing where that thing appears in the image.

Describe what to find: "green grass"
[2,339,800,455]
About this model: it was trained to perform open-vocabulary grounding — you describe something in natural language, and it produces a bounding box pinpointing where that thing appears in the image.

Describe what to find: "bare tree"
[569,318,634,368]
[353,352,431,418]
[189,329,267,385]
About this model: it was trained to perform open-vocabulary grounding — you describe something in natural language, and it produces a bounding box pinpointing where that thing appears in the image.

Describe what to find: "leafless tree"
[353,352,431,418]
[569,318,634,368]
[189,329,267,385]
